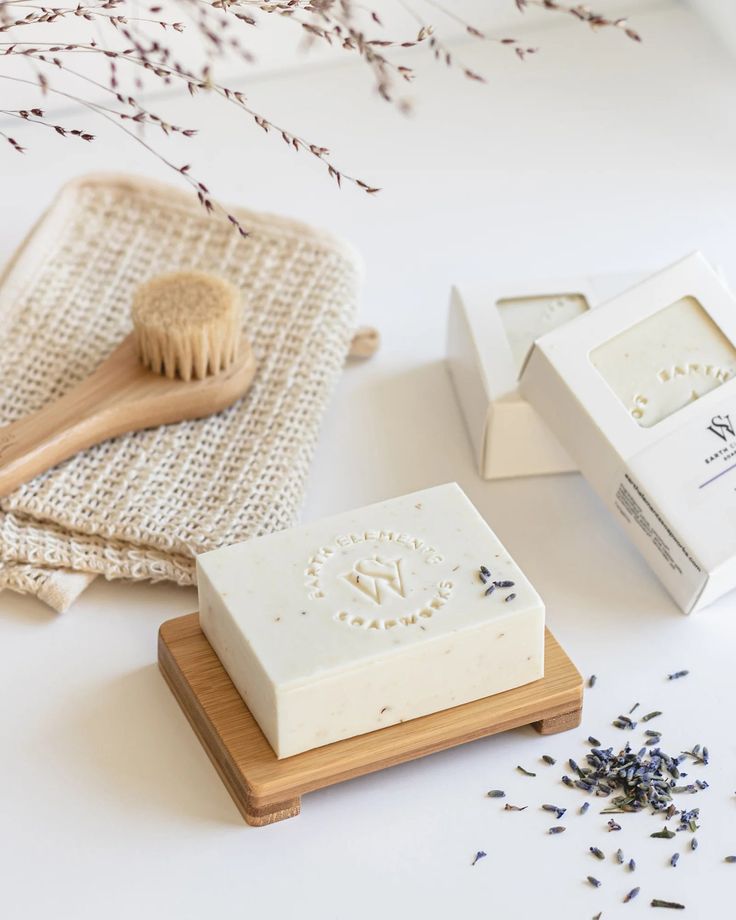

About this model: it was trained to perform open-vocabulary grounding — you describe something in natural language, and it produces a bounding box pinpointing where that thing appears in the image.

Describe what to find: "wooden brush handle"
[0,333,256,497]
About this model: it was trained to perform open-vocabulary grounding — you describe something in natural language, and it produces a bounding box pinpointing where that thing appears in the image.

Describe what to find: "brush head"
[131,271,242,381]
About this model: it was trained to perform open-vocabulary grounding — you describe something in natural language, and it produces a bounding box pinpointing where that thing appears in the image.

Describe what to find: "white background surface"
[2,1,736,917]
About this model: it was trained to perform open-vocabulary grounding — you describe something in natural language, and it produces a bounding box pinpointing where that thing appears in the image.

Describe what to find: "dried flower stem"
[0,0,642,231]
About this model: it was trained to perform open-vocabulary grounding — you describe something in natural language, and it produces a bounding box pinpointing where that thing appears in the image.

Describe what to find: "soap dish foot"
[158,613,583,827]
[533,708,583,735]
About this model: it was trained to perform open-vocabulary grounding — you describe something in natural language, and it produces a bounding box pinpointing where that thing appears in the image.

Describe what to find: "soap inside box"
[197,483,545,758]
[446,274,643,479]
[520,252,736,613]
[498,292,590,376]
[591,295,736,428]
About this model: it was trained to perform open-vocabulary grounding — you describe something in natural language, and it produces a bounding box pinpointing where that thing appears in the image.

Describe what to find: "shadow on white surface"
[49,664,242,827]
[0,588,59,624]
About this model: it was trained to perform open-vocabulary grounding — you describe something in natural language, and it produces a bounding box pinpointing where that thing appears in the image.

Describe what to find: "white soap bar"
[197,483,545,758]
[498,292,590,375]
[591,295,736,427]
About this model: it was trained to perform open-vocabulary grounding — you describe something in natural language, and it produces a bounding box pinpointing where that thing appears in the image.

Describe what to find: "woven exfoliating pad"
[0,174,362,611]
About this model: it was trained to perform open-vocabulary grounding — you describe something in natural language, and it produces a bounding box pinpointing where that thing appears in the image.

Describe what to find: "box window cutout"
[497,293,590,376]
[590,296,736,428]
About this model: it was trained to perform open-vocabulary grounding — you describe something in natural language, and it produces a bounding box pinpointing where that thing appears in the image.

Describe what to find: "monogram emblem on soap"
[304,530,454,631]
[343,556,406,605]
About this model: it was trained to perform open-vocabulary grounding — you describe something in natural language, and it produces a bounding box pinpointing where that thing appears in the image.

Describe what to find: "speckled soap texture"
[197,482,546,758]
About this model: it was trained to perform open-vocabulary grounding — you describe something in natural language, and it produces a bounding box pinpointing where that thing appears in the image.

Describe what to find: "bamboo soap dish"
[158,613,583,826]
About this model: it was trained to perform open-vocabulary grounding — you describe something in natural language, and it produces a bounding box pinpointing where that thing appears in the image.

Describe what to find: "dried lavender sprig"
[542,804,566,818]
[471,850,486,866]
[629,702,640,714]
[567,736,706,815]
[651,899,685,909]
[681,747,709,765]
[677,808,699,833]
[517,765,536,777]
[504,803,527,811]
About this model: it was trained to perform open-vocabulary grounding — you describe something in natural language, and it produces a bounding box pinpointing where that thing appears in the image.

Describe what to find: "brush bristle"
[131,271,242,381]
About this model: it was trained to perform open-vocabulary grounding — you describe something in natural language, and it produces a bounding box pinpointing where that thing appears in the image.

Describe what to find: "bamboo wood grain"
[0,334,256,496]
[158,612,584,826]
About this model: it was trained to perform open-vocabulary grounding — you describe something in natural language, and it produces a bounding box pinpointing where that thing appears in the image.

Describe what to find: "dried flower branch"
[0,0,641,233]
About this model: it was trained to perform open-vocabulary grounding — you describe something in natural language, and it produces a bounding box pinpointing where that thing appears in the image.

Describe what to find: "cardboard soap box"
[520,252,736,613]
[446,273,641,479]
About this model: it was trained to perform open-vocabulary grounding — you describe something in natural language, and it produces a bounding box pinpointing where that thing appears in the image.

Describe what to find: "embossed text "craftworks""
[335,580,454,630]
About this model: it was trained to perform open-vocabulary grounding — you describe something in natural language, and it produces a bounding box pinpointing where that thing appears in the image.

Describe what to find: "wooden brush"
[0,270,256,496]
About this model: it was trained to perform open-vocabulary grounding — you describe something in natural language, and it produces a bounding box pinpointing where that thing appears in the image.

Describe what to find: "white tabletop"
[2,3,736,917]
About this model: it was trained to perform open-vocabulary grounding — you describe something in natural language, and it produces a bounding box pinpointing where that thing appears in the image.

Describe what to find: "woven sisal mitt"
[0,174,363,611]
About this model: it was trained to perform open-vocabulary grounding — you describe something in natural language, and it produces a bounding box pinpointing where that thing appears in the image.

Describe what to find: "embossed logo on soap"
[304,530,454,631]
[630,363,733,423]
[343,556,406,605]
